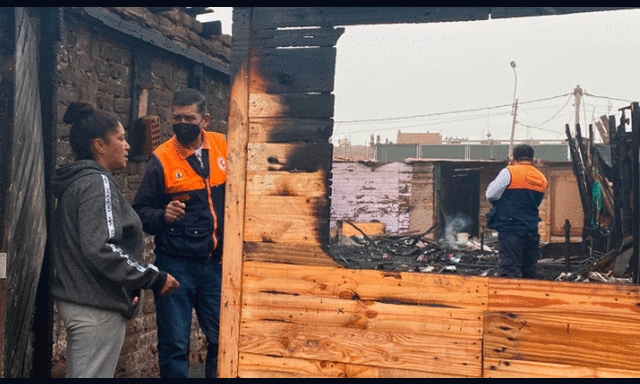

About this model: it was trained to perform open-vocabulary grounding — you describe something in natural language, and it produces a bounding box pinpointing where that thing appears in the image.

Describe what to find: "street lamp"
[508,61,518,158]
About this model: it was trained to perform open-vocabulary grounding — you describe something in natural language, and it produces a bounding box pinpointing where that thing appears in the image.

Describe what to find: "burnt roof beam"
[182,7,213,16]
[250,7,635,28]
[147,7,175,14]
[70,7,229,76]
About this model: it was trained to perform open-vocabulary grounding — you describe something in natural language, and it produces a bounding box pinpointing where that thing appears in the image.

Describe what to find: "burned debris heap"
[563,102,640,284]
[330,221,502,277]
[330,103,640,285]
[330,220,590,282]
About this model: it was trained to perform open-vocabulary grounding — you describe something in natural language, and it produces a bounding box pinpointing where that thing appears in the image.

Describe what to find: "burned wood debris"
[563,103,640,284]
[329,221,635,283]
[329,221,501,277]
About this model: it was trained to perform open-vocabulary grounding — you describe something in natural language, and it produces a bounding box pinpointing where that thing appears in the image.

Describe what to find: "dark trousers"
[154,253,222,378]
[498,231,540,279]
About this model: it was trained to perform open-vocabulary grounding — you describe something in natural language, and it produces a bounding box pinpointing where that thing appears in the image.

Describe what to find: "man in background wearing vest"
[133,89,227,378]
[485,144,547,279]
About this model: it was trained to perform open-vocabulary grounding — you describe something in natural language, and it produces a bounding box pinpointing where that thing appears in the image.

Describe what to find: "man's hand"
[164,200,186,223]
[160,274,180,296]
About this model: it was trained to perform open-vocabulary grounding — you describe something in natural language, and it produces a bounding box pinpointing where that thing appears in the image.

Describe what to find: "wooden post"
[631,102,640,284]
[609,115,623,249]
[218,7,252,378]
[564,219,571,273]
[565,124,591,229]
[508,98,518,158]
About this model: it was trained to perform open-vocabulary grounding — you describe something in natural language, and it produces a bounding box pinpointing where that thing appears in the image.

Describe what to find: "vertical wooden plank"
[33,7,62,378]
[632,102,640,283]
[218,6,252,379]
[5,7,47,378]
[0,8,13,378]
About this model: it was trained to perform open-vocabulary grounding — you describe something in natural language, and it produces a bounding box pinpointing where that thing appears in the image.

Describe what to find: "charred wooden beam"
[609,115,623,248]
[566,124,591,228]
[201,20,222,37]
[182,7,213,16]
[147,7,174,14]
[631,102,640,283]
[32,7,63,378]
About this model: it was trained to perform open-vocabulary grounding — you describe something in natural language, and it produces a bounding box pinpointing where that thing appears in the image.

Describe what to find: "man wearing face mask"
[133,88,227,378]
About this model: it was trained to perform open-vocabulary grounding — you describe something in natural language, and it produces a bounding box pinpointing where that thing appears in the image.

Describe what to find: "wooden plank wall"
[241,8,344,265]
[238,261,488,377]
[237,262,640,378]
[221,7,640,378]
[484,278,640,377]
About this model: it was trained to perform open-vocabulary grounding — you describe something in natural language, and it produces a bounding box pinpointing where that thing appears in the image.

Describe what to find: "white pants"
[56,301,126,378]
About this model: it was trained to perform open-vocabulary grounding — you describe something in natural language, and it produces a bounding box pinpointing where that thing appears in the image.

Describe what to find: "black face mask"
[173,122,202,146]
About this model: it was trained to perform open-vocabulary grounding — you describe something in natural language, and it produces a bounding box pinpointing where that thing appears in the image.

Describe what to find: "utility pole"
[574,85,583,132]
[509,98,518,156]
[508,61,518,158]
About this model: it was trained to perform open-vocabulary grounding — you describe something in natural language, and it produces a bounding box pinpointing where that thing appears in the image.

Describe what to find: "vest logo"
[173,168,187,181]
[217,157,227,172]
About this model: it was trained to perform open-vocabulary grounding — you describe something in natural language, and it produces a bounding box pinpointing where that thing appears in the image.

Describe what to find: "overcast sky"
[204,7,640,146]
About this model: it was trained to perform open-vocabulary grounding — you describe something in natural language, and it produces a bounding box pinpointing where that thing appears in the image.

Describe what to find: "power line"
[515,93,573,130]
[334,93,572,125]
[333,91,637,140]
[583,92,635,104]
[336,110,514,135]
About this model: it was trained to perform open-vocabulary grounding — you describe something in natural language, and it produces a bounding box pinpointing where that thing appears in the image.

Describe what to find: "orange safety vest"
[487,163,547,232]
[153,131,227,250]
[506,163,547,193]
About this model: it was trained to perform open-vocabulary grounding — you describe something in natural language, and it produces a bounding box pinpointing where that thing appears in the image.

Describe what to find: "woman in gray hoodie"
[52,102,179,378]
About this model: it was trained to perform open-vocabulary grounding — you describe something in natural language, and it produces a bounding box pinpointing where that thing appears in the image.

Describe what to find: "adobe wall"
[50,7,230,378]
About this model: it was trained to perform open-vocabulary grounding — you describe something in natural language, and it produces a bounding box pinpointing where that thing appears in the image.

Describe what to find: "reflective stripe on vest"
[153,131,227,250]
[506,164,547,193]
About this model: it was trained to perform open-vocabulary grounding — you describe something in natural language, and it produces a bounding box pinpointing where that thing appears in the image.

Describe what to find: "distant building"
[332,138,374,161]
[397,131,442,145]
[375,141,569,163]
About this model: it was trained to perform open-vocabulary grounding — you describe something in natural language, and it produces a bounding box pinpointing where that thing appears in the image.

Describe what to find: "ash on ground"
[328,232,634,284]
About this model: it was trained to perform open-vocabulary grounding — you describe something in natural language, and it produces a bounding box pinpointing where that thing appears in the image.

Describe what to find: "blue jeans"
[154,253,222,378]
[498,231,540,279]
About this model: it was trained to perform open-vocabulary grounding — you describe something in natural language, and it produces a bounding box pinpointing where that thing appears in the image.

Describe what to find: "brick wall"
[50,7,230,378]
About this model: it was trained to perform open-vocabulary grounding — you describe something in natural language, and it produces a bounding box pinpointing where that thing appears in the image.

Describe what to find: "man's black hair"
[513,144,535,161]
[173,88,207,116]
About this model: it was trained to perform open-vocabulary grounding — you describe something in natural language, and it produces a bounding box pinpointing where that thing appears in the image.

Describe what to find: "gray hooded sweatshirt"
[52,160,167,319]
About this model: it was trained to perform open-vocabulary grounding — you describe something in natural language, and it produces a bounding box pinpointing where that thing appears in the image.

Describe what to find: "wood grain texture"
[243,261,489,310]
[488,277,640,318]
[238,353,449,378]
[484,358,640,378]
[239,319,481,376]
[246,169,328,198]
[243,242,338,266]
[484,311,640,372]
[218,7,252,378]
[238,261,486,377]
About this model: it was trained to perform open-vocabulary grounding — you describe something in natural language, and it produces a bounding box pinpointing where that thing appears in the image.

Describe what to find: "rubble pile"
[329,230,501,277]
[329,222,634,284]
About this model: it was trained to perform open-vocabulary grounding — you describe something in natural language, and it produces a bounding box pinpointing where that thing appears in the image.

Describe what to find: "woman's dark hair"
[63,102,120,160]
